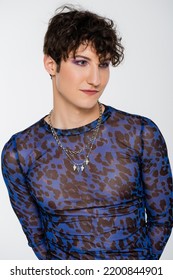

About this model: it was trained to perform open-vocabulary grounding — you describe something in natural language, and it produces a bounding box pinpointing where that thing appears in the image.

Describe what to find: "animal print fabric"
[1,105,173,260]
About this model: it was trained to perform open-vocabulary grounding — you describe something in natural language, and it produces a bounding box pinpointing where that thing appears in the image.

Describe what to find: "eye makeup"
[71,58,88,66]
[70,55,110,68]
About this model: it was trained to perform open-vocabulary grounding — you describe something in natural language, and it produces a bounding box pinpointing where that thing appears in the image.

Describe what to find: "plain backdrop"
[0,0,172,259]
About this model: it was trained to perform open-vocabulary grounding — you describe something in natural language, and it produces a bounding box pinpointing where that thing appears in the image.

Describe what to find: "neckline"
[42,104,112,136]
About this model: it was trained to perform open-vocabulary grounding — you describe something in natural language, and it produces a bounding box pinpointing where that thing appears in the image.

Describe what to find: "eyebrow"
[73,55,91,61]
[72,55,111,62]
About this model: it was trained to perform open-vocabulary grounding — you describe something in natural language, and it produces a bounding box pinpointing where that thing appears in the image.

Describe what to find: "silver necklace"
[48,102,103,172]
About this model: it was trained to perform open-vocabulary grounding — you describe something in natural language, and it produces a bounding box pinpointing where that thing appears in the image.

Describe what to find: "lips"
[80,89,99,95]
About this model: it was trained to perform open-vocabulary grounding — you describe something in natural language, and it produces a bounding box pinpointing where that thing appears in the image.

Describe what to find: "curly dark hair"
[43,5,124,71]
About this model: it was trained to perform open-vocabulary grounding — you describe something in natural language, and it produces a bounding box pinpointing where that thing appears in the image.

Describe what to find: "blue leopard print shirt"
[1,105,173,259]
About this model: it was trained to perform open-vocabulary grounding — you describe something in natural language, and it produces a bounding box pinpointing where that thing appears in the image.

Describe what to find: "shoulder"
[105,105,165,145]
[107,106,154,130]
[107,105,166,150]
[107,105,159,132]
[1,116,48,164]
[105,105,168,157]
[4,116,47,148]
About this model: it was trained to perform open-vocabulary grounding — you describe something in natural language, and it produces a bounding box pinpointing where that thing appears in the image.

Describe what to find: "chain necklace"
[48,102,103,172]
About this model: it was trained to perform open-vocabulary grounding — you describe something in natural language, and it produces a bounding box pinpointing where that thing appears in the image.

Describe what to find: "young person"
[1,5,173,260]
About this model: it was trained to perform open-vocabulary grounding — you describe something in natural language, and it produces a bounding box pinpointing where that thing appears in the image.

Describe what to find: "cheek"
[62,69,83,85]
[101,71,110,86]
[55,71,73,90]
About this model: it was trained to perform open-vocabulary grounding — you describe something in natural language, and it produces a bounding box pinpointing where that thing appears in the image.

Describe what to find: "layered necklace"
[48,102,103,172]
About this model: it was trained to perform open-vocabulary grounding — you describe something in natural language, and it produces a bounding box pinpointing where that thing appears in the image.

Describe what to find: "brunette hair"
[43,5,124,71]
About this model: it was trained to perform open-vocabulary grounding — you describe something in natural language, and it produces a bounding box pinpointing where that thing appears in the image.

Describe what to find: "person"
[1,5,173,260]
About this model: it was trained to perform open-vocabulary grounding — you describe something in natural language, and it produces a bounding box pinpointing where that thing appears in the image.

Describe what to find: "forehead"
[69,43,111,61]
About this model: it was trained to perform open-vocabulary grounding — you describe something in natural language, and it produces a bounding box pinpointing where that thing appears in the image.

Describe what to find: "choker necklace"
[48,102,103,172]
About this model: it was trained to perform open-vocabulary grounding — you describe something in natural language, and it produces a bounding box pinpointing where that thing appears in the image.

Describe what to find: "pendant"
[73,165,77,171]
[81,165,84,171]
[73,165,81,172]
[77,166,80,172]
[72,158,89,172]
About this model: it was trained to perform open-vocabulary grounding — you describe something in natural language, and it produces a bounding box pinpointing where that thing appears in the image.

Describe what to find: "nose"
[87,65,101,87]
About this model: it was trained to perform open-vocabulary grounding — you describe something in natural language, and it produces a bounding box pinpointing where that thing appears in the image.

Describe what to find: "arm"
[1,135,49,259]
[141,118,173,259]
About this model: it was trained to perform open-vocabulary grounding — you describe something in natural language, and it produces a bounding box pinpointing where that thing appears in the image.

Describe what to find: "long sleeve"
[1,135,49,259]
[141,117,173,259]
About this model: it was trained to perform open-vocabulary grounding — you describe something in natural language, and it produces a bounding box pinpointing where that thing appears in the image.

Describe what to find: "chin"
[78,99,100,110]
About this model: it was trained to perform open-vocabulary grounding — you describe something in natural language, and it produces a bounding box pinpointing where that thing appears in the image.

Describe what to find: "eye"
[99,61,110,68]
[72,59,88,66]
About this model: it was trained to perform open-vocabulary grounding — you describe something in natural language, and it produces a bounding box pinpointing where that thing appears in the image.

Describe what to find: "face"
[48,44,110,110]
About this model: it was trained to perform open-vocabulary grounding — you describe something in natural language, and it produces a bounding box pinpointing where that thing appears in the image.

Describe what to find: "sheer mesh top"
[1,105,173,259]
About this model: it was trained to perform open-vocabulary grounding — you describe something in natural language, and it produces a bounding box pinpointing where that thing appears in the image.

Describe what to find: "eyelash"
[73,60,88,66]
[72,59,110,68]
[99,62,110,68]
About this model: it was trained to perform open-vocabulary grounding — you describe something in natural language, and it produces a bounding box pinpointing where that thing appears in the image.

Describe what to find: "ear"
[43,55,57,76]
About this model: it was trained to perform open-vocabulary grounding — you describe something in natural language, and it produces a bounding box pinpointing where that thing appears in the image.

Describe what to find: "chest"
[26,137,142,212]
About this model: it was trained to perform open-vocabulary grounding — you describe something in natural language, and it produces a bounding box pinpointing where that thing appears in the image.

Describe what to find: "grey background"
[0,0,172,259]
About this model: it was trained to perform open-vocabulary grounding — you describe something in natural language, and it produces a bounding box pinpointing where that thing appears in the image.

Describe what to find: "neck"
[51,99,101,130]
